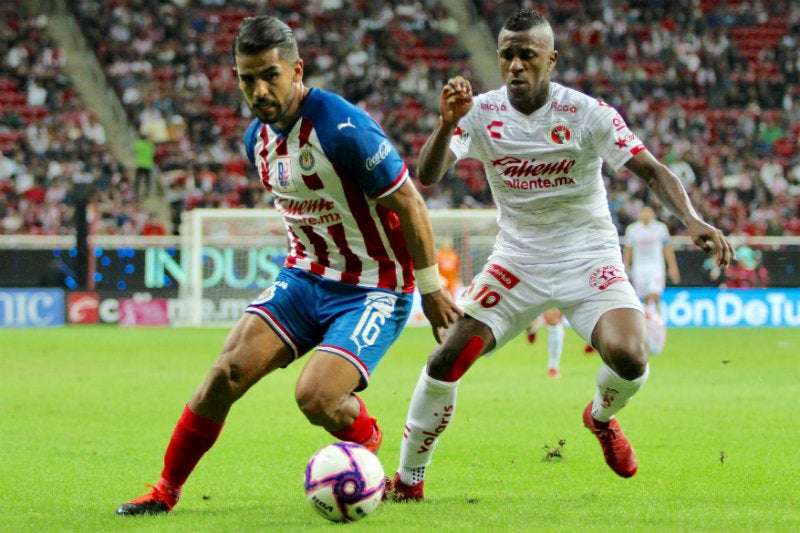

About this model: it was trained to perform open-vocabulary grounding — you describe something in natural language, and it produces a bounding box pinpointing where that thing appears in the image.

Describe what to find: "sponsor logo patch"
[486,263,520,289]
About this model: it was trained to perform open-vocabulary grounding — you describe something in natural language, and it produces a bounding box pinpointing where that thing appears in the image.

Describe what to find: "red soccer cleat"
[548,368,561,379]
[117,483,178,516]
[361,418,383,454]
[582,402,638,478]
[383,472,424,502]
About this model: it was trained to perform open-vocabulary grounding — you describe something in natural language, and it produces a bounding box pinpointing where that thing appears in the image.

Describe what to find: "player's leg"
[526,314,541,343]
[296,284,413,454]
[295,351,382,452]
[542,308,564,378]
[584,307,649,478]
[561,258,649,478]
[117,314,294,515]
[388,317,494,501]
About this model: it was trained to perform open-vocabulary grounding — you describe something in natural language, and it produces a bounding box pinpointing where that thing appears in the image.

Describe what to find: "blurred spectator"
[133,134,156,198]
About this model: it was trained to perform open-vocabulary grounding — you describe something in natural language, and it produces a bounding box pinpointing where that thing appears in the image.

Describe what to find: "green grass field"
[1,325,798,533]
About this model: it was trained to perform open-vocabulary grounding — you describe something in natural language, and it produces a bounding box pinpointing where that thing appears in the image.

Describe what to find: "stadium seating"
[1,0,798,240]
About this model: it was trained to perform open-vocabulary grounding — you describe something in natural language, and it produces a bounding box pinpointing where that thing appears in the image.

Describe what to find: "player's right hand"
[440,76,473,127]
[421,290,463,344]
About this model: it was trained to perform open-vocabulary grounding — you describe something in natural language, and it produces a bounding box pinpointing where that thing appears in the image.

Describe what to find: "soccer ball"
[303,442,385,522]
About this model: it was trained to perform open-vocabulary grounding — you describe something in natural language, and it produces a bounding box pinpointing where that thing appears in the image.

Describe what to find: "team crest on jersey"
[275,155,297,192]
[589,265,628,291]
[298,146,315,173]
[548,122,572,145]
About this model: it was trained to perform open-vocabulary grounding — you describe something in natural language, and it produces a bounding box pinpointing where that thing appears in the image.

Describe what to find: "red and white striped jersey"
[244,88,414,293]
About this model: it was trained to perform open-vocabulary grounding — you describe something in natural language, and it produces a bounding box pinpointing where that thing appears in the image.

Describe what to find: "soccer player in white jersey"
[385,8,733,500]
[117,15,461,516]
[623,205,679,355]
[623,205,680,313]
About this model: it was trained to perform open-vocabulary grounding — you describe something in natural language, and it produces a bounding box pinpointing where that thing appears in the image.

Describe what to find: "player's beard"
[251,98,282,124]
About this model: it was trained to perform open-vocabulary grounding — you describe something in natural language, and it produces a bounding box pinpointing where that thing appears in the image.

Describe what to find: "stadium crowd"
[1,0,799,243]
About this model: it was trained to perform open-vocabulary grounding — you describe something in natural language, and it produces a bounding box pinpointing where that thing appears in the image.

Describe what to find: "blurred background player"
[437,236,461,299]
[525,307,564,378]
[623,205,680,354]
[116,14,460,516]
[623,205,680,314]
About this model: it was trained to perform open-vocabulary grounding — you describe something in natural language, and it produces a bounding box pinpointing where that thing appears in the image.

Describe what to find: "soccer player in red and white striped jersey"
[117,14,461,516]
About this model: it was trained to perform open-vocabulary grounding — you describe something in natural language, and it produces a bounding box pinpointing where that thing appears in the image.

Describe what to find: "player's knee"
[295,386,340,427]
[295,390,327,426]
[602,335,648,380]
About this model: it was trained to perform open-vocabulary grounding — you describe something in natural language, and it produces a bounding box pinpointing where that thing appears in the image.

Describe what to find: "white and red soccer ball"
[303,442,385,522]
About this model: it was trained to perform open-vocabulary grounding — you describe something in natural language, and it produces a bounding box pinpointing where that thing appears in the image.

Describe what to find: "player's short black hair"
[232,15,298,62]
[502,9,548,32]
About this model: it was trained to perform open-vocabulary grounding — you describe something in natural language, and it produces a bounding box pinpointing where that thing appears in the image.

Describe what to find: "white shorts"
[456,252,643,352]
[630,266,665,298]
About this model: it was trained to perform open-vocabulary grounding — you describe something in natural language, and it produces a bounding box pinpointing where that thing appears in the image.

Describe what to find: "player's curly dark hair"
[232,15,298,63]
[503,9,548,32]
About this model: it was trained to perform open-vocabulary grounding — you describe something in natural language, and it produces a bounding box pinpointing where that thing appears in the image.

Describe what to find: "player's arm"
[417,76,473,187]
[624,149,734,269]
[377,180,462,342]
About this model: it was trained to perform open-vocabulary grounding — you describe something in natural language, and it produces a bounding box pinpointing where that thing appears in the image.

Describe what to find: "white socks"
[591,363,650,422]
[397,367,459,486]
[547,323,564,370]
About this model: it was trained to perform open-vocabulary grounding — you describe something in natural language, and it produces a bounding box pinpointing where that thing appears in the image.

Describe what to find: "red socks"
[160,405,223,496]
[330,395,375,445]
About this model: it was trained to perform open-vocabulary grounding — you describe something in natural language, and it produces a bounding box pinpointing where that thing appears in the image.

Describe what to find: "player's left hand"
[421,290,463,343]
[687,220,734,269]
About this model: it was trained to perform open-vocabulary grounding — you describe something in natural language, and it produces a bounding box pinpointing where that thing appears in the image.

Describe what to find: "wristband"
[415,264,441,295]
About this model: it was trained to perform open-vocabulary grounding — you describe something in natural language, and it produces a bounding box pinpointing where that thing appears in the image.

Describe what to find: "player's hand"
[440,76,473,127]
[421,290,463,344]
[687,220,734,269]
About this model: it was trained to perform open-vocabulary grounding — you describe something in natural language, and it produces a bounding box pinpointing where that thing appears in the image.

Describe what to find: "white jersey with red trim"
[244,88,414,293]
[450,82,646,263]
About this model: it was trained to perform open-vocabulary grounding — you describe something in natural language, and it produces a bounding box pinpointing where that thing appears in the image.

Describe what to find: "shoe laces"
[130,484,176,506]
[594,422,628,449]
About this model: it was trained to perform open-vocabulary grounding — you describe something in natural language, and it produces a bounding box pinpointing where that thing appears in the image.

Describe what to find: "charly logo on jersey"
[365,140,392,171]
[487,120,503,139]
[298,145,315,173]
[548,121,572,145]
[275,155,297,192]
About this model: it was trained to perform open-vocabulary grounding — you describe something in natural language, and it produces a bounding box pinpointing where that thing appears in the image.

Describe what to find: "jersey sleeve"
[310,93,408,199]
[243,118,262,167]
[448,112,476,162]
[585,101,646,171]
